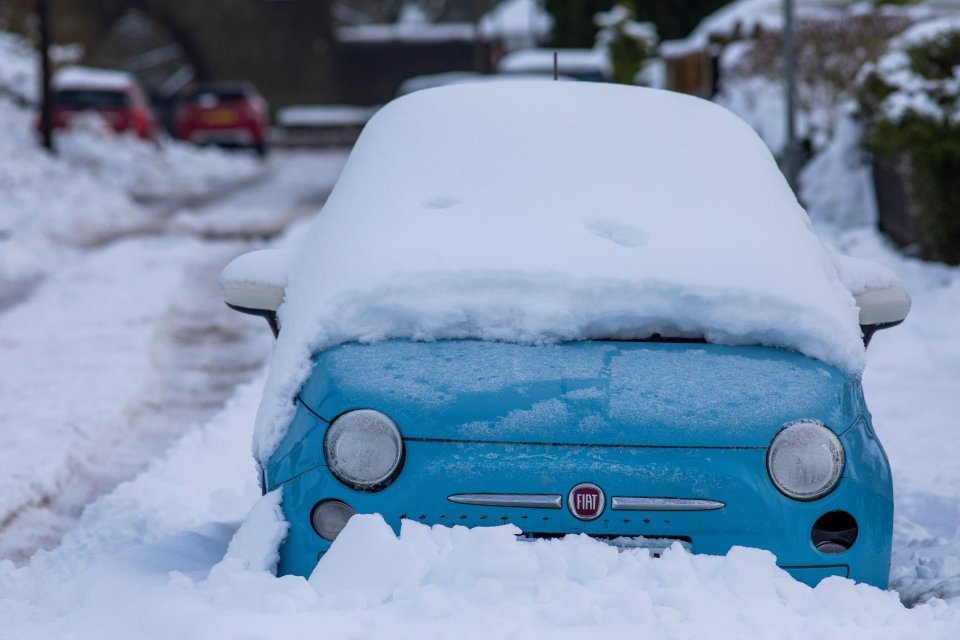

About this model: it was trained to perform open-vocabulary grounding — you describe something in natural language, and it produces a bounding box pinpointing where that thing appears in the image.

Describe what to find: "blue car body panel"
[267,340,893,588]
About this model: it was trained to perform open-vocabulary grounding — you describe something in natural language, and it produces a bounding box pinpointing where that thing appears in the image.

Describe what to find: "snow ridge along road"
[0,151,347,562]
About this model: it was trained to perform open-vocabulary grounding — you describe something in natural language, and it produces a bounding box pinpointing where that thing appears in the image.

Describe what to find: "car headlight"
[767,420,844,501]
[324,409,404,491]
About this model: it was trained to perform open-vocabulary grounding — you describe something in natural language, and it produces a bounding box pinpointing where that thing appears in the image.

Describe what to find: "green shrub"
[859,26,960,264]
[594,3,658,85]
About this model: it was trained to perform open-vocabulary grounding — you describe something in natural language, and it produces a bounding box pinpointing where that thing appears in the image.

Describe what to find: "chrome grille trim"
[447,493,563,509]
[610,497,725,511]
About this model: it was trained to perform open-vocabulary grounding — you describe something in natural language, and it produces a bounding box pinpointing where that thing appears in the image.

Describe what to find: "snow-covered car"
[43,66,157,140]
[221,82,910,588]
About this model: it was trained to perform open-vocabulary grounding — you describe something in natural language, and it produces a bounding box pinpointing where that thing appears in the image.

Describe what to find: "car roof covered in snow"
[52,66,136,91]
[250,81,865,461]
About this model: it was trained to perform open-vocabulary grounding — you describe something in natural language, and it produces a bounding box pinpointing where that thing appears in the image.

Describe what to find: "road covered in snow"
[0,149,347,562]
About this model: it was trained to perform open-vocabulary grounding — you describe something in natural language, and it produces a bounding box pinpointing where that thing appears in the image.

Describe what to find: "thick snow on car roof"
[52,66,135,91]
[254,81,864,461]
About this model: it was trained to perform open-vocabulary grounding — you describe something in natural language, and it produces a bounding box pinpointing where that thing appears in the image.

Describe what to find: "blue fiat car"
[222,83,910,588]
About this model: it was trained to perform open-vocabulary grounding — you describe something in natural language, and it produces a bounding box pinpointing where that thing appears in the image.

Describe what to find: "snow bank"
[657,0,924,58]
[7,473,960,639]
[660,0,818,58]
[251,81,866,461]
[479,0,552,50]
[0,103,258,294]
[335,0,549,49]
[56,115,260,202]
[863,14,960,124]
[210,489,289,577]
[799,109,878,229]
[0,99,141,293]
[0,31,38,103]
[0,36,260,296]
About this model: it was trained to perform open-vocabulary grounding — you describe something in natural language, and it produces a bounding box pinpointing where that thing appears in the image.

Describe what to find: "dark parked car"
[175,82,269,155]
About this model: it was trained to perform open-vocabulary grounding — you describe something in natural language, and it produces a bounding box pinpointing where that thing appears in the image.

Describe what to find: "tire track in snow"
[0,152,347,562]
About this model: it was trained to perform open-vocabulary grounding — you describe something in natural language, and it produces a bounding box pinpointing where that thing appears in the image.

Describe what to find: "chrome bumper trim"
[610,497,725,511]
[448,493,563,509]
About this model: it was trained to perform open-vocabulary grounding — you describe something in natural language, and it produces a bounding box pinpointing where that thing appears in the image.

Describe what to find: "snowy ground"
[0,150,347,565]
[1,38,959,639]
[1,154,958,637]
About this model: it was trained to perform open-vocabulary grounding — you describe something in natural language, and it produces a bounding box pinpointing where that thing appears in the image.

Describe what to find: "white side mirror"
[854,285,911,327]
[834,254,911,345]
[220,249,290,335]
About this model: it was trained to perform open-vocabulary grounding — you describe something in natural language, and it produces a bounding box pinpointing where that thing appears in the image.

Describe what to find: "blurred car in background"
[174,82,269,156]
[44,66,157,140]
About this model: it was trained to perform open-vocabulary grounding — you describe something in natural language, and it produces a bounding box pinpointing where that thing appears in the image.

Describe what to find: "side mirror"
[220,249,289,337]
[834,254,911,346]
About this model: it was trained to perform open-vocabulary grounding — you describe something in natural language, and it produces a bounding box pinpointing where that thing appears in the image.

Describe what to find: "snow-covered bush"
[594,4,658,85]
[858,16,960,264]
[720,12,912,150]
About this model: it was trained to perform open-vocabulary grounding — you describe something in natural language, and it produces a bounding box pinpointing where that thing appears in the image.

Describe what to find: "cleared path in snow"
[0,151,347,562]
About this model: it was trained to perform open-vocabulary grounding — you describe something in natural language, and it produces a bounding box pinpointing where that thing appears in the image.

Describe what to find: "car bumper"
[277,432,892,588]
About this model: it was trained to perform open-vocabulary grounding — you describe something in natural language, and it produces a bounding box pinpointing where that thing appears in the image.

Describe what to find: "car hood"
[297,341,860,449]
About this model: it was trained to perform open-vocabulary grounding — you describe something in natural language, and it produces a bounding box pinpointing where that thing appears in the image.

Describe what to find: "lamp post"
[38,0,54,153]
[783,0,799,191]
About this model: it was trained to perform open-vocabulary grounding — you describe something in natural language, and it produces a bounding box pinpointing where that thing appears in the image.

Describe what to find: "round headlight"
[324,409,404,491]
[767,420,844,501]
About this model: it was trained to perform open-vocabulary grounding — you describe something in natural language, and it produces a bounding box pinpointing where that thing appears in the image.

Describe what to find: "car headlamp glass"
[311,500,356,541]
[767,420,844,501]
[324,409,403,491]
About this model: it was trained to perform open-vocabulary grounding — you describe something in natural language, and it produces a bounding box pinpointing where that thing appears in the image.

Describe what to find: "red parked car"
[45,66,157,140]
[174,82,268,156]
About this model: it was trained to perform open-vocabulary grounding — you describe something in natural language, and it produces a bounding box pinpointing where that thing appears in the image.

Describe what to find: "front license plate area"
[517,533,692,556]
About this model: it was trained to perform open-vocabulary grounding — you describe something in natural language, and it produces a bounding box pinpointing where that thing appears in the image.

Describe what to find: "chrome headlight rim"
[323,408,404,492]
[767,419,845,502]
